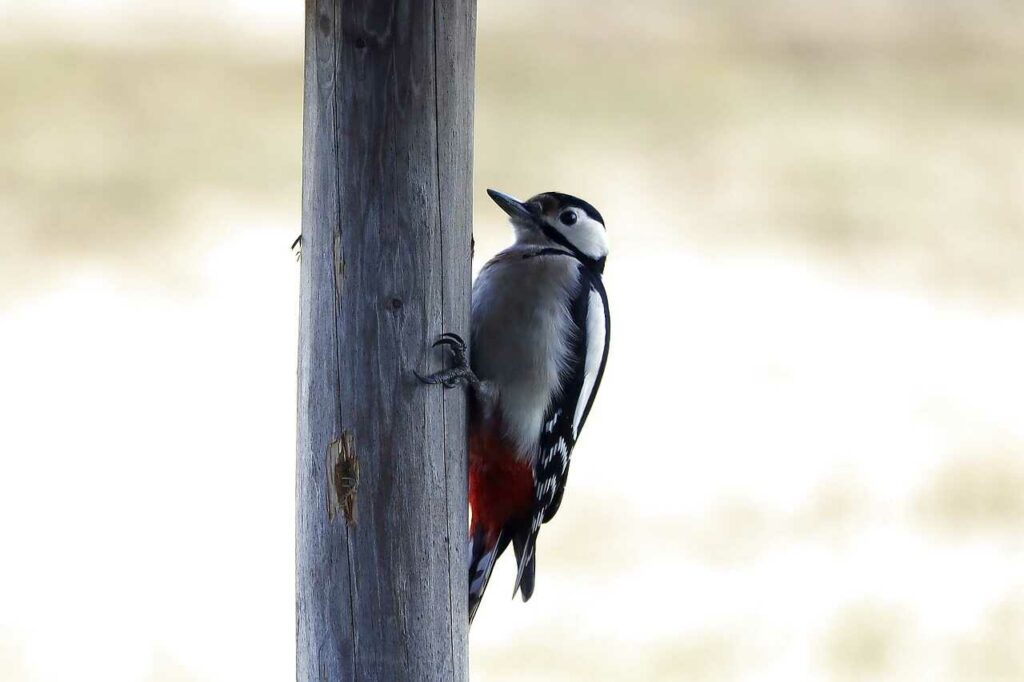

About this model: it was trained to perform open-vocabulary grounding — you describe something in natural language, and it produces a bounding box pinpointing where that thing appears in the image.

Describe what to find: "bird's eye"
[559,210,578,226]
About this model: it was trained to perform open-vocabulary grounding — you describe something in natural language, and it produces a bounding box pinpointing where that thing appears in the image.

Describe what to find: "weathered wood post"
[296,1,475,679]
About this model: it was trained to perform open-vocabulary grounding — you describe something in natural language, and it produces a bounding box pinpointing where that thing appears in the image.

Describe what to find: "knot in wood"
[326,431,358,526]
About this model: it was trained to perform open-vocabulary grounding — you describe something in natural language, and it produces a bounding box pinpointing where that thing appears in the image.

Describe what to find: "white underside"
[471,245,580,463]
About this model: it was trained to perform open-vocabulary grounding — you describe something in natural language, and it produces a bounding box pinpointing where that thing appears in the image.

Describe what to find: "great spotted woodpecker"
[419,188,611,623]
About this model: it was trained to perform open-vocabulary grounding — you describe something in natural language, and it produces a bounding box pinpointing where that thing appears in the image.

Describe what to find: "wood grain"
[297,1,475,679]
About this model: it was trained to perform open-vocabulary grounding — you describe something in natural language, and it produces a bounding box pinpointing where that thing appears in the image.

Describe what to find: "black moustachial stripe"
[521,247,573,260]
[538,223,606,274]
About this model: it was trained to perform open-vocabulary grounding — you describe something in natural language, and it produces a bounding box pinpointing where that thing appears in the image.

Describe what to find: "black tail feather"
[511,527,537,602]
[468,526,511,625]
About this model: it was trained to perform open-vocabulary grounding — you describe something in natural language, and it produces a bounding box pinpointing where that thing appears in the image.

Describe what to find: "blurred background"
[2,1,1023,680]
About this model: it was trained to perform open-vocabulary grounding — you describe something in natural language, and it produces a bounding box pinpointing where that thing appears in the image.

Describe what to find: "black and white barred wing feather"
[513,269,610,599]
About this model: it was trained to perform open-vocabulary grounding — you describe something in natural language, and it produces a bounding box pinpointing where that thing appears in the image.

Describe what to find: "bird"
[418,188,611,623]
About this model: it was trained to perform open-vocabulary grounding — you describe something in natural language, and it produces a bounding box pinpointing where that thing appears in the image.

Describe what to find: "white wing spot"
[556,438,569,472]
[536,477,557,501]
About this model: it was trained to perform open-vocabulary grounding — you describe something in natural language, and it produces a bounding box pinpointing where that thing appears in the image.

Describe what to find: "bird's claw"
[414,367,476,388]
[417,333,477,388]
[432,333,468,366]
[432,332,466,350]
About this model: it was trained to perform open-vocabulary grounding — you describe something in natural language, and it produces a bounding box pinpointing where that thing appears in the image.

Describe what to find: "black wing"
[513,264,610,599]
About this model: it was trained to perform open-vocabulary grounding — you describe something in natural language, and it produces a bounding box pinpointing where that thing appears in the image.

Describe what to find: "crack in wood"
[333,229,345,298]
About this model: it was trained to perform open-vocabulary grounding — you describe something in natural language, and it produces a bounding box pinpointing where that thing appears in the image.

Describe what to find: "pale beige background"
[2,2,1023,681]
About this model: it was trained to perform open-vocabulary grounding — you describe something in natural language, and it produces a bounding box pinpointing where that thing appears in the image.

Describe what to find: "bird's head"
[487,188,608,271]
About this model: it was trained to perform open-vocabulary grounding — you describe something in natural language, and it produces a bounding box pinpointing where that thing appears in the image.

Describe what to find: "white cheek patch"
[550,214,609,260]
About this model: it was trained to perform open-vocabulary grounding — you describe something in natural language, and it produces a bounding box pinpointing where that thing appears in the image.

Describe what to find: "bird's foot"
[416,333,479,388]
[291,234,302,261]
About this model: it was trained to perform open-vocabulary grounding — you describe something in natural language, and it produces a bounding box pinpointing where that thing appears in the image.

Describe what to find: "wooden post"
[296,1,475,680]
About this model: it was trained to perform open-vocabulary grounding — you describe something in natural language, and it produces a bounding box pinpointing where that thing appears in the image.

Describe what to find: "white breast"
[471,247,580,462]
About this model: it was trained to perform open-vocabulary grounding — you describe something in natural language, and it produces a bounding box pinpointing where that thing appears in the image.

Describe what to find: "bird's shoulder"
[481,244,576,268]
[475,245,583,300]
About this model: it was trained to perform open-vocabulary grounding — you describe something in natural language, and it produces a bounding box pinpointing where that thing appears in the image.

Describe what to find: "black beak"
[487,189,535,222]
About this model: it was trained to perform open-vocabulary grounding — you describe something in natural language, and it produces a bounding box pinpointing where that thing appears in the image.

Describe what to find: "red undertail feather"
[467,423,533,623]
[468,427,533,538]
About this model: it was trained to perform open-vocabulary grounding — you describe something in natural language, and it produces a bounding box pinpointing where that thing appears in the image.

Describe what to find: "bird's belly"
[470,254,580,461]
